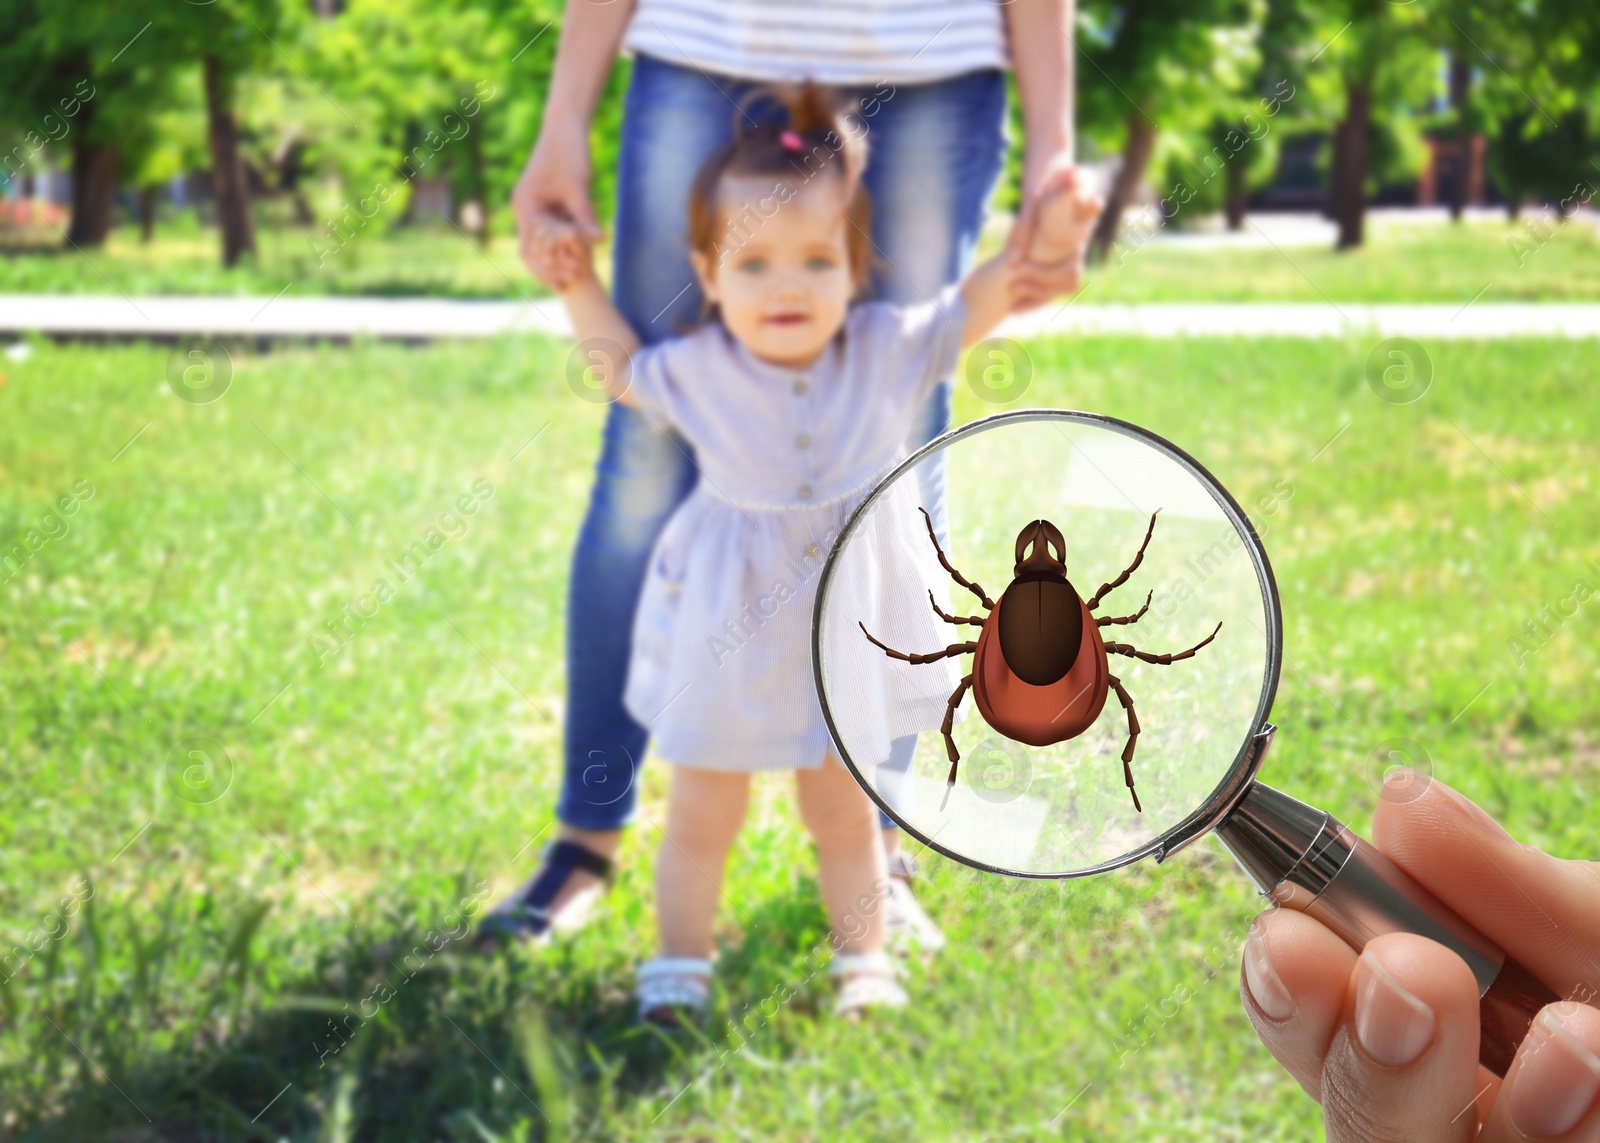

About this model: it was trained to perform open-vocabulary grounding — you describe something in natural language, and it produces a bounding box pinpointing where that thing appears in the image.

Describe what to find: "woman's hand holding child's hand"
[535,211,597,294]
[957,169,1104,344]
[1011,170,1103,309]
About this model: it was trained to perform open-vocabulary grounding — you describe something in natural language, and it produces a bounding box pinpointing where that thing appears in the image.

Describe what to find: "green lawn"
[0,224,538,301]
[1,333,1596,1141]
[4,211,1598,302]
[1084,212,1600,303]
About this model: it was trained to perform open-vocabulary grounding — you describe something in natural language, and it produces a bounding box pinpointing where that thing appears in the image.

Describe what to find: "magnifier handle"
[1217,782,1558,1078]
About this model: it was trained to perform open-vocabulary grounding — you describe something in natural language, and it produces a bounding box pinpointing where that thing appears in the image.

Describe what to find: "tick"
[859,509,1220,812]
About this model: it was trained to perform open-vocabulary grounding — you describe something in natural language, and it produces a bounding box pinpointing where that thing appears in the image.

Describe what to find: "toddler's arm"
[957,174,1102,348]
[546,216,641,406]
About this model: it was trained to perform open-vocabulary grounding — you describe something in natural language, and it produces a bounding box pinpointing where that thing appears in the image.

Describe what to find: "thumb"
[1320,934,1485,1143]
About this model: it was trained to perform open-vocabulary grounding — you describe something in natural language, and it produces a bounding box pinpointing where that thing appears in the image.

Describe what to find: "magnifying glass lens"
[816,413,1276,877]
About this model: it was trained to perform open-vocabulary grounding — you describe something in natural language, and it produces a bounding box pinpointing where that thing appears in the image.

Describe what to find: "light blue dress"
[622,285,969,771]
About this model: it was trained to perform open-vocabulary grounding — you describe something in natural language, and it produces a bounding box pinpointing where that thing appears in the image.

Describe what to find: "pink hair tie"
[780,129,804,151]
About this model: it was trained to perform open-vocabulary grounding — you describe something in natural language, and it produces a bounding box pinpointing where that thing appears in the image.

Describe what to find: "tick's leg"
[920,506,994,610]
[1086,510,1160,611]
[928,590,984,627]
[859,621,976,665]
[1106,674,1143,813]
[1105,621,1222,665]
[1096,590,1153,628]
[939,673,974,811]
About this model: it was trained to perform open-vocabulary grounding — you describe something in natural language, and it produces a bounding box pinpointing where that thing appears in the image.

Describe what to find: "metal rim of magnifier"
[811,408,1284,880]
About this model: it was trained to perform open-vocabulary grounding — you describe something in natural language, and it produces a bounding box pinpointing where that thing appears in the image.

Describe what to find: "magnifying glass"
[813,409,1555,1078]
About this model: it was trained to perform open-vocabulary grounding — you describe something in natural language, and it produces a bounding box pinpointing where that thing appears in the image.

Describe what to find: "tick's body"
[860,511,1220,812]
[973,593,1107,746]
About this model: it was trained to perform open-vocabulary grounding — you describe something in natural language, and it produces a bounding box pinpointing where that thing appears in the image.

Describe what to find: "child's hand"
[534,211,597,294]
[1029,175,1102,264]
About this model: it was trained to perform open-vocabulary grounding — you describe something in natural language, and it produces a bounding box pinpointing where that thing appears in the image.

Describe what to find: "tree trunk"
[1334,79,1371,250]
[66,122,119,248]
[1327,123,1343,221]
[204,54,256,267]
[1224,156,1248,231]
[276,138,315,225]
[1448,52,1471,222]
[466,106,489,247]
[1089,111,1158,263]
[139,185,156,242]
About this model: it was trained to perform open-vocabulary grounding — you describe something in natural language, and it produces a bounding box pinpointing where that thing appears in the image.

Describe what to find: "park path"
[4,293,1600,340]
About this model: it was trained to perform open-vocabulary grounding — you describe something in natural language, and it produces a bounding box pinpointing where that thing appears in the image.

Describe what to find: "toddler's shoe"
[636,956,713,1027]
[883,850,946,954]
[832,951,908,1019]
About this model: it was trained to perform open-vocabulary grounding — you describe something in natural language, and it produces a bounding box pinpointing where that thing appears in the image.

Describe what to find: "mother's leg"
[854,69,1008,839]
[529,56,756,924]
[859,66,1010,524]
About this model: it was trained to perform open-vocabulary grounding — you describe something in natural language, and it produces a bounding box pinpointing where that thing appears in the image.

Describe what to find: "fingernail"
[1441,784,1513,843]
[1354,954,1435,1066]
[1243,922,1295,1020]
[1510,1009,1600,1137]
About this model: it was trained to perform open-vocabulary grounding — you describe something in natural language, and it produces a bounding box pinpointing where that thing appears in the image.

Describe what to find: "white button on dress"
[620,283,968,772]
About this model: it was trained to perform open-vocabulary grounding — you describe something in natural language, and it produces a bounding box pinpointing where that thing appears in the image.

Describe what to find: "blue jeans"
[557,53,1008,830]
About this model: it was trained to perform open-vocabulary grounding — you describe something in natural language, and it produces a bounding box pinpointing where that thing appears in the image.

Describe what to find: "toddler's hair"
[687,83,875,305]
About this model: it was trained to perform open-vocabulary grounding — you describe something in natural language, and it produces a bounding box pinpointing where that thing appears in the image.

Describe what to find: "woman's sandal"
[831,951,909,1018]
[474,839,615,952]
[635,956,713,1027]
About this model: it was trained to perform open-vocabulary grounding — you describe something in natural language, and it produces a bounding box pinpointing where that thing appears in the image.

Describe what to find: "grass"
[1,331,1597,1140]
[0,223,538,301]
[1084,211,1600,303]
[4,210,1599,303]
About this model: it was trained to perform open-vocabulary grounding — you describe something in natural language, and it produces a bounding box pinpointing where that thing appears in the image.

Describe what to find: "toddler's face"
[690,174,855,369]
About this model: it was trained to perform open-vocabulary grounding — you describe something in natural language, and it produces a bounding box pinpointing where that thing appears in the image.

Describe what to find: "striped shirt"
[622,0,1011,85]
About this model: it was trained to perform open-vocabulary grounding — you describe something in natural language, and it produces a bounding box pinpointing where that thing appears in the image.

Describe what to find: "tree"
[1297,0,1431,248]
[0,1,171,247]
[1189,0,1318,231]
[1077,0,1263,260]
[305,0,574,239]
[150,0,288,266]
[1417,0,1520,222]
[1488,110,1599,219]
[1471,0,1600,217]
